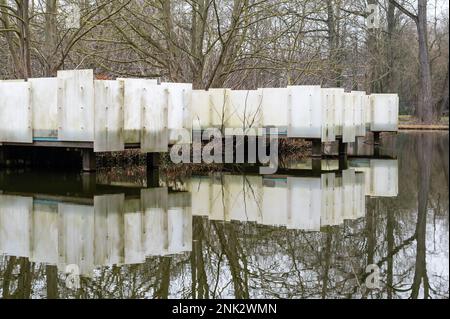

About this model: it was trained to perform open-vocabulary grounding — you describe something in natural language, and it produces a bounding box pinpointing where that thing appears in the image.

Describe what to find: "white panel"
[167,207,191,254]
[94,194,124,266]
[225,175,263,223]
[364,95,371,126]
[94,80,125,152]
[370,94,399,132]
[333,176,343,224]
[352,91,367,137]
[124,199,144,264]
[191,90,211,129]
[326,88,345,136]
[321,173,339,226]
[287,177,321,231]
[321,89,336,142]
[58,203,95,276]
[31,203,58,264]
[209,88,231,128]
[355,173,366,218]
[142,188,168,256]
[228,90,262,133]
[210,180,227,221]
[141,85,169,152]
[342,169,356,220]
[29,78,58,138]
[0,82,32,143]
[0,195,32,258]
[119,78,158,143]
[262,179,288,226]
[161,83,192,144]
[261,88,289,128]
[188,177,211,217]
[57,70,95,141]
[370,159,398,197]
[288,86,322,138]
[343,93,356,143]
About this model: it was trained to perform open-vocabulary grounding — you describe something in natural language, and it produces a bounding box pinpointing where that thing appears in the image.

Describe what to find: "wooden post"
[81,172,96,195]
[0,147,5,168]
[311,139,322,158]
[338,138,348,156]
[147,152,161,169]
[82,149,96,172]
[312,158,322,171]
[147,153,161,188]
[373,132,381,144]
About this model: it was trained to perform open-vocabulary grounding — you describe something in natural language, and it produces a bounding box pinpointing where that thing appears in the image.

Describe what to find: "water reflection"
[0,132,448,299]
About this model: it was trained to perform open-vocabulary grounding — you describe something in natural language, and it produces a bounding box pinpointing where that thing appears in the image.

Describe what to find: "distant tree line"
[0,0,448,123]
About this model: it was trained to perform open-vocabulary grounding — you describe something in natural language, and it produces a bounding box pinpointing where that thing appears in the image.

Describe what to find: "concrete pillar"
[311,139,322,158]
[82,149,96,172]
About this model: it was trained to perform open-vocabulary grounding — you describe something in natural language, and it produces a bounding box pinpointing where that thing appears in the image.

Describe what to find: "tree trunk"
[416,0,434,123]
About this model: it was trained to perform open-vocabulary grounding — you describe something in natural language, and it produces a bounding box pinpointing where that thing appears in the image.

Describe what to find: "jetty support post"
[82,149,96,172]
[146,152,161,188]
[0,146,5,168]
[311,139,322,158]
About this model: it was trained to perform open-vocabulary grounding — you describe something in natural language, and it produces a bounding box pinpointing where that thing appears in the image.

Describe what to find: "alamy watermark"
[170,127,279,175]
[366,4,380,29]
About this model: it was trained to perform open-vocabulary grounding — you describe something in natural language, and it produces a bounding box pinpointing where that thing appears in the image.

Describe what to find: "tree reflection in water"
[0,132,448,299]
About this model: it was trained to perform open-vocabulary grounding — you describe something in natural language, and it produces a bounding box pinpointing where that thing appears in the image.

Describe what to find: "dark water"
[0,132,448,299]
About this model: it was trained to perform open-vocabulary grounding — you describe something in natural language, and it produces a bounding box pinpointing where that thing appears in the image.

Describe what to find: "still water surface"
[0,132,448,299]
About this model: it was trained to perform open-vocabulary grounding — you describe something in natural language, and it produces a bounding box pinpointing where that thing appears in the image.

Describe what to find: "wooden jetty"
[0,69,399,171]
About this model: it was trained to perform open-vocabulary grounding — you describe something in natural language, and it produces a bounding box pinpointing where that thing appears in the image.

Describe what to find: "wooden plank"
[343,93,356,143]
[191,90,211,129]
[352,91,367,136]
[30,202,58,264]
[227,90,262,134]
[57,70,95,141]
[141,85,169,152]
[94,80,125,152]
[94,194,124,266]
[321,89,336,142]
[0,195,32,258]
[29,78,58,138]
[142,188,168,256]
[118,78,158,143]
[288,86,322,138]
[161,83,192,144]
[209,88,231,128]
[287,177,321,231]
[370,94,399,132]
[0,82,32,143]
[261,88,289,128]
[57,202,95,276]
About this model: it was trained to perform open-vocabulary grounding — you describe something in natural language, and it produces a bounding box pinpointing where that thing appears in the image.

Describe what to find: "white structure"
[0,70,399,152]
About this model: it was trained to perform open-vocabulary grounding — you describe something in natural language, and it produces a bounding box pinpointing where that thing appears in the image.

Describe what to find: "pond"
[0,132,448,299]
